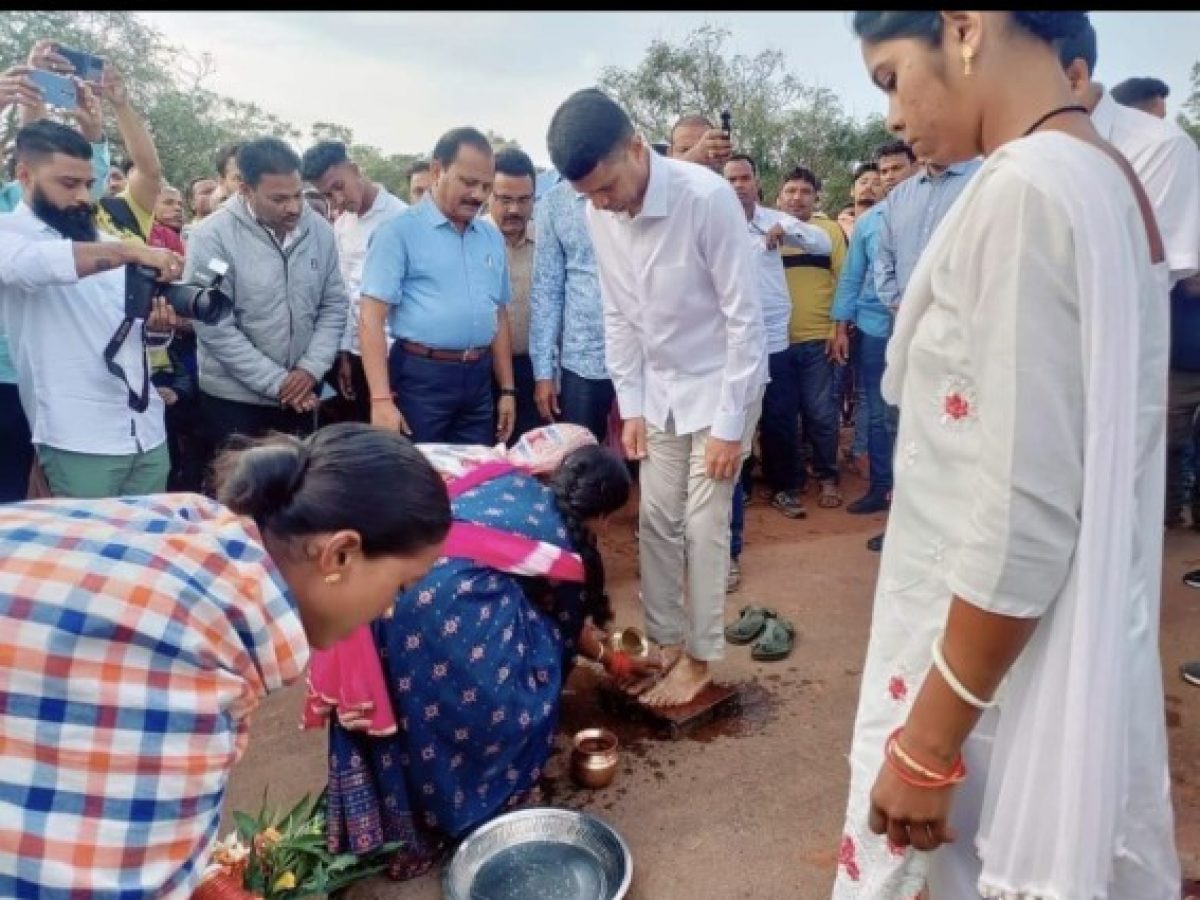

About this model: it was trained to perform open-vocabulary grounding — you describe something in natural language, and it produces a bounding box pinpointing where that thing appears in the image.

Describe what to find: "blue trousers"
[858,333,896,494]
[761,342,839,494]
[389,346,494,445]
[558,368,615,445]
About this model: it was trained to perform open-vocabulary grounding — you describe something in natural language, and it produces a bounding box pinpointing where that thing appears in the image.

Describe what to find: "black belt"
[399,340,492,363]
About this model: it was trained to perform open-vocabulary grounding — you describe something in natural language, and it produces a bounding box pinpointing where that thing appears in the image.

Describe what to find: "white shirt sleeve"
[0,230,81,292]
[942,169,1085,618]
[778,213,834,255]
[1140,132,1200,284]
[586,213,645,420]
[704,186,767,441]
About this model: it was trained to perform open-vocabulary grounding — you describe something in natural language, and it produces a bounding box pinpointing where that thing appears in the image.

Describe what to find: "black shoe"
[1181,661,1200,687]
[1184,569,1200,589]
[866,533,884,553]
[847,491,890,515]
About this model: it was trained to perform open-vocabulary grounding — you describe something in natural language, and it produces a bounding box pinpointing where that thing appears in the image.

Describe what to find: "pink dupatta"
[302,460,584,735]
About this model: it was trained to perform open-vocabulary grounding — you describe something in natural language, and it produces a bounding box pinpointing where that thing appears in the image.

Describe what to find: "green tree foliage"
[598,23,893,210]
[1178,61,1200,146]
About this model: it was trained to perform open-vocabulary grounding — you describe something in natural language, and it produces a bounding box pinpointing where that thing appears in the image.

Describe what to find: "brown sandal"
[818,480,843,509]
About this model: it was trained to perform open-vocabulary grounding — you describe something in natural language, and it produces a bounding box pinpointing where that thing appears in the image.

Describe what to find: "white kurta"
[834,133,1178,899]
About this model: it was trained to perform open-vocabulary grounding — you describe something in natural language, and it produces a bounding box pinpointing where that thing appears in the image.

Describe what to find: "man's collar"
[487,212,534,247]
[637,150,670,219]
[1090,88,1117,141]
[918,160,974,183]
[419,193,480,232]
[14,200,71,236]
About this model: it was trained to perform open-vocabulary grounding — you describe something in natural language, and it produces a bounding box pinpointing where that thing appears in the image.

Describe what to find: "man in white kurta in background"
[547,87,768,706]
[301,140,408,423]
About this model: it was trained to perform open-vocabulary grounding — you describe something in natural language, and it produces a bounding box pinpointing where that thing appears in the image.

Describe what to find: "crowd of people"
[1,9,1199,899]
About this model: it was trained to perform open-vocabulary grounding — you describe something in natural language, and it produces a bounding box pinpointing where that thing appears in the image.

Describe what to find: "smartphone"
[57,45,104,83]
[720,109,732,139]
[28,69,78,110]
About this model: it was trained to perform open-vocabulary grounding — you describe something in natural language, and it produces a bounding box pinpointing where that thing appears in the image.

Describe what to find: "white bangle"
[595,642,606,666]
[930,634,997,710]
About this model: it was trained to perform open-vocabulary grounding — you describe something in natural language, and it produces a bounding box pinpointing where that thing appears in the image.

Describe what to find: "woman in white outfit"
[833,11,1180,900]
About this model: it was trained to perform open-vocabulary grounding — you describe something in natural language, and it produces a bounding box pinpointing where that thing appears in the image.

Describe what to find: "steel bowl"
[442,807,632,900]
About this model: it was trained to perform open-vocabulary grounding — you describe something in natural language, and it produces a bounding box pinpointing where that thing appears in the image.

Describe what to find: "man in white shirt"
[0,121,182,498]
[1058,24,1200,527]
[723,153,833,585]
[548,88,768,707]
[302,140,408,422]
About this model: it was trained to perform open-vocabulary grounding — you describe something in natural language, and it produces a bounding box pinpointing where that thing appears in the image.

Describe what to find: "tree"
[1178,60,1200,146]
[598,23,892,209]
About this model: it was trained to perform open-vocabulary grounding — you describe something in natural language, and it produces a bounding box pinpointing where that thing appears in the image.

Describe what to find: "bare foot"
[617,644,681,697]
[639,654,710,708]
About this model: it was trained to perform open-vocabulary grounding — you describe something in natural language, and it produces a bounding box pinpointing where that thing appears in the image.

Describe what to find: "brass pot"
[606,627,650,659]
[570,728,620,789]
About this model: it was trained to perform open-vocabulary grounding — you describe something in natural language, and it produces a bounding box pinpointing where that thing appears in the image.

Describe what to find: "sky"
[139,11,1200,168]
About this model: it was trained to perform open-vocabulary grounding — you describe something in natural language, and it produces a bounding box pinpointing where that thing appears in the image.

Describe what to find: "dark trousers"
[0,383,33,502]
[761,342,839,494]
[500,354,543,446]
[199,392,317,489]
[859,333,896,495]
[1166,368,1200,519]
[164,396,206,493]
[389,344,494,445]
[558,368,615,444]
[322,352,372,424]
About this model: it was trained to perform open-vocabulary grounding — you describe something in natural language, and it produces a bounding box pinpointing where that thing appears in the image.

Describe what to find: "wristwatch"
[499,387,517,397]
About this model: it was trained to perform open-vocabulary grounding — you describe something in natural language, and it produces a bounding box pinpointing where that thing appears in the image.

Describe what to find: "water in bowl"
[469,840,607,900]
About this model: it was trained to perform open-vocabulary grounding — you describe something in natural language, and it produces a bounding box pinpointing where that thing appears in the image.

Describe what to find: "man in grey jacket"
[185,137,347,463]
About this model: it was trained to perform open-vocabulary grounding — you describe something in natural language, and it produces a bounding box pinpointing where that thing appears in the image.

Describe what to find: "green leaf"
[233,811,260,842]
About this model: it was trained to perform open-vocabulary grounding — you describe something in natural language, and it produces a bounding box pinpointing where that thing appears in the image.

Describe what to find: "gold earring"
[962,45,975,77]
[324,573,342,585]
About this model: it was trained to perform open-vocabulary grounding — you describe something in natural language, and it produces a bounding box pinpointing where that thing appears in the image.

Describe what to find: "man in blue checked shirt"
[359,127,517,445]
[830,140,917,517]
[529,176,614,443]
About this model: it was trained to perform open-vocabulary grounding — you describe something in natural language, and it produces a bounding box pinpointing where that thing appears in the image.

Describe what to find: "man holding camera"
[0,121,182,499]
[186,137,347,461]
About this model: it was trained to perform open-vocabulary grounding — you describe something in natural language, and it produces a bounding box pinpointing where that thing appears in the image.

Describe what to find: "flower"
[272,871,296,891]
[888,676,908,701]
[838,835,860,881]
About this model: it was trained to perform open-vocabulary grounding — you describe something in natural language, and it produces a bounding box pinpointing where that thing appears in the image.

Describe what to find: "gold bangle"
[890,734,954,782]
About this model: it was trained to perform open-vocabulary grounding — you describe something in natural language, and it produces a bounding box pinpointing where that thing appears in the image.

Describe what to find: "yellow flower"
[272,870,297,891]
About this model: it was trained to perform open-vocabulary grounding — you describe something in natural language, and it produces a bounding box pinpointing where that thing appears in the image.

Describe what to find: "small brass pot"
[606,627,650,659]
[570,728,620,789]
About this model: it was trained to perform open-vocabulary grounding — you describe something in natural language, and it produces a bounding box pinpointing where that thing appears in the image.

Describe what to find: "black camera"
[124,257,233,326]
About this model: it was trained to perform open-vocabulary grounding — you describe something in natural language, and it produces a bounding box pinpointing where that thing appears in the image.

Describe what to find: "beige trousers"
[638,397,762,661]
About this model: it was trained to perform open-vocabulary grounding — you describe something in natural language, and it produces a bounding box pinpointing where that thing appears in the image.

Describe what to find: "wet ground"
[224,460,1200,899]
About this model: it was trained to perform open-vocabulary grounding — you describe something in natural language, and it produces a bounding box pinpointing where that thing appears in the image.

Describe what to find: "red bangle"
[605,651,633,680]
[883,727,966,789]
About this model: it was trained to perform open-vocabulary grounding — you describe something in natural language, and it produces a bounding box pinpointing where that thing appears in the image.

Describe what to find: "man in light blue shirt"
[874,157,982,310]
[529,178,613,442]
[831,140,917,515]
[359,127,515,445]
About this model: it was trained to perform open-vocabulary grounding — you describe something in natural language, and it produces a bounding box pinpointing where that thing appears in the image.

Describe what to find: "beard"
[31,187,97,242]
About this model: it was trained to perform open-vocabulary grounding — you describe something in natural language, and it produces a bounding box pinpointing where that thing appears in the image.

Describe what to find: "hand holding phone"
[720,109,732,138]
[27,69,77,110]
[56,46,105,83]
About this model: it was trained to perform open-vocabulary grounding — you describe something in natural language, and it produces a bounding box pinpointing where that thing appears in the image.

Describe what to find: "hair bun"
[1013,11,1091,41]
[218,441,307,522]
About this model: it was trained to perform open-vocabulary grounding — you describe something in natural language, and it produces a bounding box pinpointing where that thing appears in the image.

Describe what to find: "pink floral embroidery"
[944,392,971,420]
[888,676,908,701]
[838,835,861,882]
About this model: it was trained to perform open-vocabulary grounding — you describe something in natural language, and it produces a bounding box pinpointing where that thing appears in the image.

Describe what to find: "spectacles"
[492,194,534,207]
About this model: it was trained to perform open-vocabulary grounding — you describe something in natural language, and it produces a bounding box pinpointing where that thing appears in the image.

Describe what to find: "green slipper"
[751,617,795,662]
[724,605,774,645]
